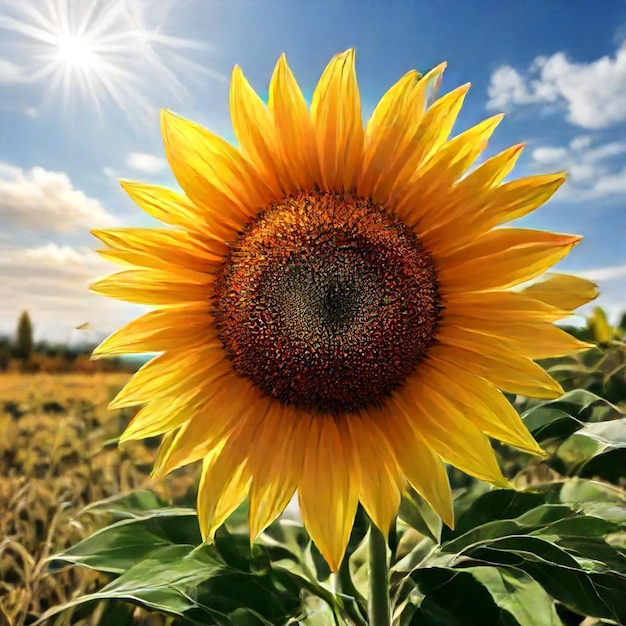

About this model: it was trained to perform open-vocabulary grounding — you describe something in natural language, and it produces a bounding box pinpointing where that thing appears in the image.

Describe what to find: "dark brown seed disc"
[212,190,441,415]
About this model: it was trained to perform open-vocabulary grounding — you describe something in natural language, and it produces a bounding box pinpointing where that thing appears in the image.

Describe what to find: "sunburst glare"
[0,0,224,124]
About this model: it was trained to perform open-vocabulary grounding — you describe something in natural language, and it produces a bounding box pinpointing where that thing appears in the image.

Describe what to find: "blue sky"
[1,0,625,342]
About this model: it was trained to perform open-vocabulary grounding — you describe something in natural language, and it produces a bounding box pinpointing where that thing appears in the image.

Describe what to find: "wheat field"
[0,373,198,626]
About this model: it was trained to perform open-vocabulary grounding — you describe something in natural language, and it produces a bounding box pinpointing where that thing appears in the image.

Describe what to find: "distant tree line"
[0,311,138,374]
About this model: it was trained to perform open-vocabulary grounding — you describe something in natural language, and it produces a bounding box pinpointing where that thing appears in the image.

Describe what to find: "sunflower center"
[213,190,441,415]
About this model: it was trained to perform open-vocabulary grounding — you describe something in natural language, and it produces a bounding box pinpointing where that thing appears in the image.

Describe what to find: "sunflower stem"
[367,522,391,626]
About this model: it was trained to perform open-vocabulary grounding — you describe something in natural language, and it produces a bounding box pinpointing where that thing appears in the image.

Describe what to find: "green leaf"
[555,537,626,573]
[557,418,626,481]
[532,514,620,539]
[405,565,560,626]
[537,478,626,523]
[442,490,545,543]
[37,538,302,626]
[80,490,165,520]
[95,599,136,626]
[522,390,621,443]
[406,567,509,625]
[399,488,442,543]
[465,566,561,626]
[540,477,625,503]
[440,496,624,557]
[524,407,584,442]
[604,362,626,401]
[464,535,626,622]
[514,504,578,527]
[47,509,201,574]
[261,520,358,625]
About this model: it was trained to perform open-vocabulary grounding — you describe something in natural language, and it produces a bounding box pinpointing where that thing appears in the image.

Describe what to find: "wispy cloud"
[575,264,626,323]
[578,264,626,282]
[529,137,626,200]
[125,152,167,174]
[0,163,118,233]
[0,57,26,83]
[487,44,626,129]
[0,242,139,341]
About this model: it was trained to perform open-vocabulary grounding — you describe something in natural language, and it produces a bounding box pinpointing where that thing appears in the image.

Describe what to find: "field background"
[0,371,199,625]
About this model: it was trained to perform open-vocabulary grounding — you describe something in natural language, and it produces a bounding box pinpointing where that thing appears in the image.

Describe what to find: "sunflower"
[92,49,598,570]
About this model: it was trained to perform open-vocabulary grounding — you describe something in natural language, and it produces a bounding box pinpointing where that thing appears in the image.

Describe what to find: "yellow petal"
[230,65,285,195]
[363,63,447,203]
[311,49,364,190]
[340,414,402,537]
[210,461,252,538]
[398,377,511,488]
[391,83,470,201]
[441,317,593,359]
[120,394,204,443]
[92,228,222,273]
[153,428,180,475]
[248,405,310,538]
[437,143,525,223]
[443,291,568,323]
[416,143,524,240]
[588,306,614,343]
[457,142,525,191]
[161,109,273,221]
[358,68,422,198]
[382,402,454,528]
[520,274,599,312]
[475,172,567,227]
[395,113,504,226]
[108,347,229,409]
[90,268,214,305]
[92,305,218,357]
[424,364,545,456]
[197,442,252,541]
[119,180,234,247]
[438,229,581,292]
[154,383,268,477]
[268,54,320,190]
[429,173,566,254]
[298,416,358,571]
[430,343,563,399]
[95,248,209,276]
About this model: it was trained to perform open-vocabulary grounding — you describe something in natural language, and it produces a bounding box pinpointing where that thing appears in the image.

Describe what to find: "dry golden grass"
[0,373,198,626]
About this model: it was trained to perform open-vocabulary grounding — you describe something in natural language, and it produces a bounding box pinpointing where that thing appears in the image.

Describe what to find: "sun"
[0,0,216,123]
[55,34,94,69]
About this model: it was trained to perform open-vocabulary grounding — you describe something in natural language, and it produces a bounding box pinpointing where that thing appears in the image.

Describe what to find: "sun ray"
[0,0,224,125]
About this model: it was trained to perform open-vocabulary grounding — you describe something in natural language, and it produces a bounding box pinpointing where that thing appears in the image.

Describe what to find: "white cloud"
[0,164,118,233]
[487,64,559,109]
[576,265,626,323]
[487,45,626,128]
[530,137,626,200]
[0,58,26,84]
[569,135,592,151]
[585,165,626,198]
[0,243,99,267]
[24,107,37,117]
[584,141,626,162]
[578,264,626,282]
[0,243,141,342]
[532,146,569,164]
[125,152,167,174]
